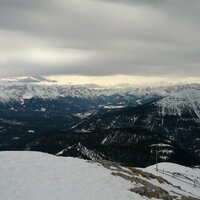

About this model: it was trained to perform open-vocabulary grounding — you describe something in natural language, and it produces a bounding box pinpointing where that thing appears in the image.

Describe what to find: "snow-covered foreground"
[0,151,141,200]
[0,151,199,200]
[145,163,200,198]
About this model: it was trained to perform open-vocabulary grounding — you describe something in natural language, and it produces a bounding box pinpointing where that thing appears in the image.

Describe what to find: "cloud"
[0,0,200,78]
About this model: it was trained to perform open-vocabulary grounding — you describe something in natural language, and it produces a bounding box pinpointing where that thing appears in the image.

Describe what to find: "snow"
[0,80,188,103]
[0,118,23,125]
[40,107,46,112]
[156,88,200,117]
[12,137,20,140]
[74,112,93,119]
[1,82,200,123]
[0,151,143,200]
[1,81,200,120]
[74,143,102,160]
[0,151,200,200]
[102,137,108,144]
[144,162,200,198]
[150,143,173,148]
[136,99,142,105]
[102,105,126,109]
[56,149,66,156]
[28,130,35,134]
[56,143,104,160]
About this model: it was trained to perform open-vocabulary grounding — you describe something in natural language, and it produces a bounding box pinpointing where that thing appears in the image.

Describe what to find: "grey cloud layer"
[0,0,200,77]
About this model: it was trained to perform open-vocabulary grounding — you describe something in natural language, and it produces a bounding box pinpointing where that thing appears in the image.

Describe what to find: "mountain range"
[0,79,200,167]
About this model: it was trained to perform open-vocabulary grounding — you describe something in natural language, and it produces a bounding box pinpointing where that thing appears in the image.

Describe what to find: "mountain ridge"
[0,82,200,167]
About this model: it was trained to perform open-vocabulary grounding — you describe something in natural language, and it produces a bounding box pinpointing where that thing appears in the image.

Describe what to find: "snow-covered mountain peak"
[0,76,57,84]
[0,82,160,103]
[0,81,200,112]
[156,87,200,118]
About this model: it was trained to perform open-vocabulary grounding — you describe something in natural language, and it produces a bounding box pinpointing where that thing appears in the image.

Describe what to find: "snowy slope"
[145,162,200,198]
[156,88,200,118]
[0,151,199,200]
[0,151,141,200]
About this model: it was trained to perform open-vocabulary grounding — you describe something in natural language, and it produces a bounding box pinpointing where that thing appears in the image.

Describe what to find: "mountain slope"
[22,85,200,167]
[0,151,199,200]
[71,86,200,161]
[1,83,200,167]
[0,81,163,147]
[156,87,200,118]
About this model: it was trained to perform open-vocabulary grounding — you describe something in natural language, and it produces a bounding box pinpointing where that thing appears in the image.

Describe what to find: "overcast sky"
[0,0,200,84]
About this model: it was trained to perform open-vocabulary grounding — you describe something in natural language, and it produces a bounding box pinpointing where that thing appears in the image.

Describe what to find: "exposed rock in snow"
[56,143,105,160]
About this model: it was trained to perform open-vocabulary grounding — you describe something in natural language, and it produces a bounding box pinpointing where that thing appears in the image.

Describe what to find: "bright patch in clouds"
[47,75,200,87]
[0,48,92,65]
[0,0,200,83]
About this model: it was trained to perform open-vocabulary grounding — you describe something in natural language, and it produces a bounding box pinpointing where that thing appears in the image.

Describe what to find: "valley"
[0,81,200,167]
